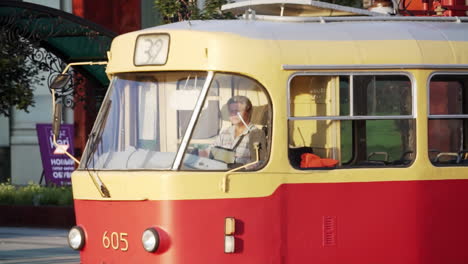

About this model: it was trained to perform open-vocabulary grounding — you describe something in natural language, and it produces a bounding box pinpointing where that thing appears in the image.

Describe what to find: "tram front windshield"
[81,71,271,171]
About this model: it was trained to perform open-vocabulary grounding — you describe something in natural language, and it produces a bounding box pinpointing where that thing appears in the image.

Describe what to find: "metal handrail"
[252,14,468,23]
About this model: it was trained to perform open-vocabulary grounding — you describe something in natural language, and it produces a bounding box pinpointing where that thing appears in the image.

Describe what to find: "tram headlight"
[142,228,160,252]
[68,226,85,250]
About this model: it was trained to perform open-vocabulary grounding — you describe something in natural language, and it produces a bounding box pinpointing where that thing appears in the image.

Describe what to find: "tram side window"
[288,74,415,169]
[429,74,468,165]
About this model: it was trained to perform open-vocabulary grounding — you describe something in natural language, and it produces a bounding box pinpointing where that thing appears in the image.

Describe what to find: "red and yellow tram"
[61,15,468,263]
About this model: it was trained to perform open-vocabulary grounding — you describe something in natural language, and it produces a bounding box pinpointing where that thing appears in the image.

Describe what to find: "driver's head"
[227,96,253,125]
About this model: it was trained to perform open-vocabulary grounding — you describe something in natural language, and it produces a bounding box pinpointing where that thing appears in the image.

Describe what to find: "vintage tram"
[62,15,468,264]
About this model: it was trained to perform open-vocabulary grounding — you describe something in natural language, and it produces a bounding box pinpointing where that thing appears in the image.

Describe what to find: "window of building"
[288,74,415,169]
[428,74,468,165]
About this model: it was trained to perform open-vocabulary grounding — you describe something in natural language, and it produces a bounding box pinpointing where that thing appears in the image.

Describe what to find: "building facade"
[0,0,160,184]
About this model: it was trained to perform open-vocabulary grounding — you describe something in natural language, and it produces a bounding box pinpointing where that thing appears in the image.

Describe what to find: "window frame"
[428,72,468,119]
[176,71,274,171]
[287,71,416,169]
[287,72,416,121]
[427,71,468,166]
[79,71,273,172]
[79,71,211,171]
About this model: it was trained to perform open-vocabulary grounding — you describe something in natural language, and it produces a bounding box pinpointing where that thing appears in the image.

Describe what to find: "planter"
[0,205,75,228]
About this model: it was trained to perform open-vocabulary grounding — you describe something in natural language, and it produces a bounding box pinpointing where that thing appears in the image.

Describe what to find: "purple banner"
[36,123,75,186]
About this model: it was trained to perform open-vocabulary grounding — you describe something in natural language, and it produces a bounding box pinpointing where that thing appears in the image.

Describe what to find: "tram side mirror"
[50,74,72,90]
[50,74,70,139]
[52,101,62,139]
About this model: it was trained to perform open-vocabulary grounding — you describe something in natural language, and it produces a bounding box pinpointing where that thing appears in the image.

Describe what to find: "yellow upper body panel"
[106,19,468,77]
[73,18,468,201]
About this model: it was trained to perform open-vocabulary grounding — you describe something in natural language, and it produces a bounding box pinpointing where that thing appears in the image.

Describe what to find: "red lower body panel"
[75,180,468,263]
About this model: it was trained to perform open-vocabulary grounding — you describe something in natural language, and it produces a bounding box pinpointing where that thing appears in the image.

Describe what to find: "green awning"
[0,1,117,86]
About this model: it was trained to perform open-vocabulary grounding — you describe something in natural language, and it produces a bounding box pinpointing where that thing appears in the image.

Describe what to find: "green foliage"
[155,0,197,23]
[0,182,15,204]
[154,0,362,23]
[0,182,73,206]
[154,0,233,24]
[0,30,45,117]
[201,0,235,19]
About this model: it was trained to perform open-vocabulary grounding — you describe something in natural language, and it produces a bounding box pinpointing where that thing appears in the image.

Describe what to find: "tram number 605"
[102,231,129,251]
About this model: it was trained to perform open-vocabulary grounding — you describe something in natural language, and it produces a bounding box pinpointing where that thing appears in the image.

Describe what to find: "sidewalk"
[0,227,79,264]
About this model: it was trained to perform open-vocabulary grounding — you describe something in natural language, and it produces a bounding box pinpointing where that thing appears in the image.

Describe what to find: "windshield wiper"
[84,99,112,198]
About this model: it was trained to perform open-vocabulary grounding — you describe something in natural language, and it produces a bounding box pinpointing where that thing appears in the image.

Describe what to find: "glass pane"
[429,75,468,115]
[82,72,207,170]
[339,76,350,116]
[429,119,468,165]
[353,75,412,116]
[181,73,271,171]
[288,120,347,168]
[289,75,348,117]
[288,119,415,168]
[176,75,218,140]
[340,120,352,163]
[364,120,415,165]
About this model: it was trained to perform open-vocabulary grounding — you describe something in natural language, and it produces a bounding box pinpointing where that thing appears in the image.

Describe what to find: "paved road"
[0,227,80,264]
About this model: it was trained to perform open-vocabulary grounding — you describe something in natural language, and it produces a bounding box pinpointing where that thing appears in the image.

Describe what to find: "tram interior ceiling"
[0,1,116,109]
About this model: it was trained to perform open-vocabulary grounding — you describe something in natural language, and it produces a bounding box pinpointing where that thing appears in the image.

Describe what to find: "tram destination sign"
[134,34,170,66]
[36,124,75,186]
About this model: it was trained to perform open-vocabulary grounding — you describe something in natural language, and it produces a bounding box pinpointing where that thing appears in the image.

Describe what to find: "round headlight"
[142,228,160,252]
[68,226,85,250]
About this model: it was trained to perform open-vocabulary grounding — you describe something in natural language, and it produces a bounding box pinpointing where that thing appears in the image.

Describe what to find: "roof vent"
[242,8,256,20]
[222,0,389,18]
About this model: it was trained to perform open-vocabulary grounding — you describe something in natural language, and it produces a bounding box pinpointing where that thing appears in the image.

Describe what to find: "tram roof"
[107,17,468,76]
[221,0,385,17]
[146,17,468,42]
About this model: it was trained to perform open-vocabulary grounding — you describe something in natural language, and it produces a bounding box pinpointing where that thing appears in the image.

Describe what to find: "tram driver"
[210,95,266,168]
